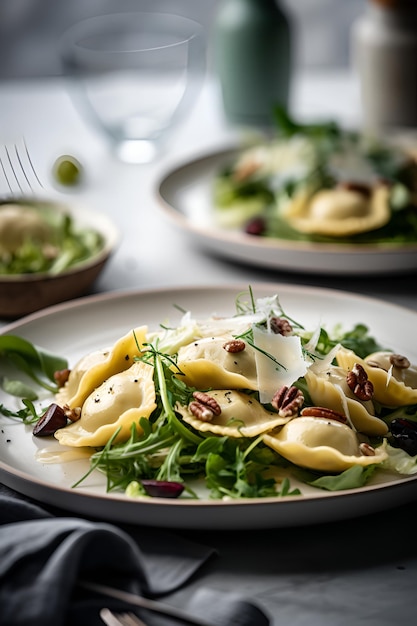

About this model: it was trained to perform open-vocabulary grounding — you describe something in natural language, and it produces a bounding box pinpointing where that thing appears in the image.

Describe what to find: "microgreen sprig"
[139,341,202,445]
[0,399,41,424]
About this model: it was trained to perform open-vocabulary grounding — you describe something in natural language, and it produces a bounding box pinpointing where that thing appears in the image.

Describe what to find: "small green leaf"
[308,464,377,491]
[125,481,147,498]
[278,476,301,496]
[0,334,67,389]
[1,377,38,400]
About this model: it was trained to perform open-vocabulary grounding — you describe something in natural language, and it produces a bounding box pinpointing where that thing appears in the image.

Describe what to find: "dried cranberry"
[141,479,184,498]
[245,216,266,236]
[338,181,372,197]
[389,418,417,456]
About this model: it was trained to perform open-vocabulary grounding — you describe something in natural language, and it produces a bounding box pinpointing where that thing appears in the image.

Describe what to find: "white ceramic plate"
[1,283,417,529]
[157,148,417,276]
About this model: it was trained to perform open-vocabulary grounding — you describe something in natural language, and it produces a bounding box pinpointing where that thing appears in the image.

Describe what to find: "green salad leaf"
[307,464,377,491]
[0,335,67,388]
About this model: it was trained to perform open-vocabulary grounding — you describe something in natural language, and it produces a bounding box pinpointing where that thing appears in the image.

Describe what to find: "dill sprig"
[74,342,205,492]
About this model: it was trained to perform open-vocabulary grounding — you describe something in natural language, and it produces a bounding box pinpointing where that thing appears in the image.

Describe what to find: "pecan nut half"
[346,363,374,401]
[189,392,222,422]
[359,442,376,456]
[272,386,304,418]
[390,354,410,369]
[54,368,71,388]
[188,401,215,422]
[270,317,293,336]
[63,404,81,422]
[192,391,222,415]
[223,339,246,353]
[301,406,348,424]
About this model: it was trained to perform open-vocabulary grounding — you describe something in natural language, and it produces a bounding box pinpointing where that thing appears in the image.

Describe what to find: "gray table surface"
[1,71,417,624]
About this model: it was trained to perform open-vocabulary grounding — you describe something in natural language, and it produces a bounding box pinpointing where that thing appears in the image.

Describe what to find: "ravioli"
[282,184,390,237]
[54,361,156,447]
[337,347,417,406]
[56,326,148,408]
[305,368,388,436]
[56,349,110,406]
[365,351,417,388]
[263,416,388,472]
[176,389,290,437]
[175,335,258,390]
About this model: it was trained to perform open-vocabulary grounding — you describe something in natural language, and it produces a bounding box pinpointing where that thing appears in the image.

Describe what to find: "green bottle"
[213,0,292,127]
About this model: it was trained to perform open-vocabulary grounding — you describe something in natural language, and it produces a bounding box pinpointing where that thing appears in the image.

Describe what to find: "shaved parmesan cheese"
[309,342,341,375]
[252,325,308,404]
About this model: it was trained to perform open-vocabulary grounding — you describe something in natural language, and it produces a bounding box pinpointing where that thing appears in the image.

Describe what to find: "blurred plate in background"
[157,148,417,276]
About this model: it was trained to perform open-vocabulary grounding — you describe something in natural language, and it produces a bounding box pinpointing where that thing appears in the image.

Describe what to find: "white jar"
[352,0,417,131]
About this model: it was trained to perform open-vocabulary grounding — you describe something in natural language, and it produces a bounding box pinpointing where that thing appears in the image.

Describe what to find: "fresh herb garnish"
[0,399,40,424]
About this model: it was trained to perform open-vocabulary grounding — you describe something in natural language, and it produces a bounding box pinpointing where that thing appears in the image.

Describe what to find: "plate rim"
[3,279,417,333]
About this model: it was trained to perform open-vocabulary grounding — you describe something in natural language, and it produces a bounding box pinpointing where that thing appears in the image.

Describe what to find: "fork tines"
[100,608,148,626]
[0,138,44,197]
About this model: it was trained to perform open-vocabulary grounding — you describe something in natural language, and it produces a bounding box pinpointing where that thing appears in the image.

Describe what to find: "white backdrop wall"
[0,0,365,78]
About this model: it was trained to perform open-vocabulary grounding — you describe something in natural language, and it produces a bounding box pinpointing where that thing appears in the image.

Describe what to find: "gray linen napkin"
[0,489,271,626]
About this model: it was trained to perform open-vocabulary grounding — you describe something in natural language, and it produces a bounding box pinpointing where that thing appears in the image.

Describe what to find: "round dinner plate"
[1,283,417,529]
[157,148,417,276]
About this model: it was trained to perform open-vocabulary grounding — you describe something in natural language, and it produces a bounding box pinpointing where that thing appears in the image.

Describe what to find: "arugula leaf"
[0,398,40,424]
[198,436,295,499]
[338,324,386,359]
[278,477,301,497]
[302,323,385,360]
[308,464,377,491]
[272,104,341,141]
[1,377,38,400]
[0,335,67,391]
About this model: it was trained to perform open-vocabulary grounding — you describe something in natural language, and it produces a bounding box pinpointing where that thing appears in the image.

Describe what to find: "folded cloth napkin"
[0,487,271,626]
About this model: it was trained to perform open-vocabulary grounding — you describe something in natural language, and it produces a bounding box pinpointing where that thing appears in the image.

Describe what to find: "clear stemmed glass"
[61,12,206,164]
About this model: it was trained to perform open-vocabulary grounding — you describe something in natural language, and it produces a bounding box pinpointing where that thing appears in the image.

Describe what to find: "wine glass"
[61,12,206,164]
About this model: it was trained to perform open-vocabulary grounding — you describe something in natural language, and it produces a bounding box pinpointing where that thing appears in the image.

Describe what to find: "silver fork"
[80,580,212,626]
[0,138,44,197]
[100,607,148,626]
